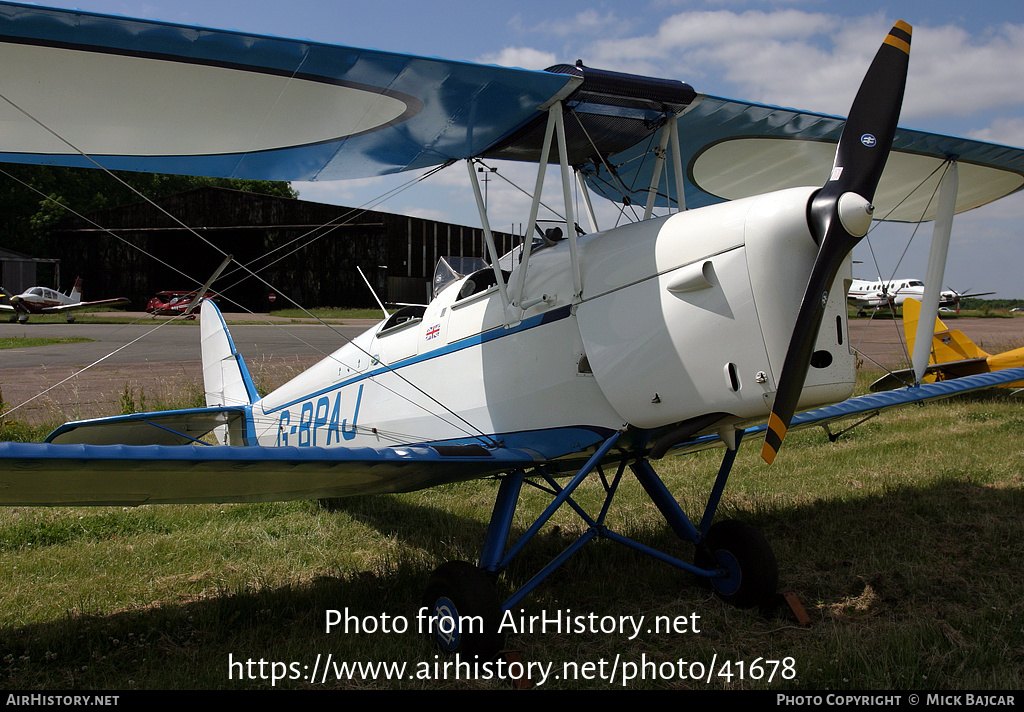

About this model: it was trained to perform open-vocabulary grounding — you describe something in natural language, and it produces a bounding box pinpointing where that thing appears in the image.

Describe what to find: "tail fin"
[903,297,989,365]
[68,276,82,303]
[201,298,258,411]
[201,300,258,445]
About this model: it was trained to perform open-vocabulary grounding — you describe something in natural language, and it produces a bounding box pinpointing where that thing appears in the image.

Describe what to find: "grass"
[0,373,1021,690]
[0,336,94,350]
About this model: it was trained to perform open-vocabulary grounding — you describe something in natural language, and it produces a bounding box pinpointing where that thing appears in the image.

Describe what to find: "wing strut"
[466,160,512,313]
[505,102,585,321]
[643,114,686,219]
[553,105,582,302]
[912,160,959,383]
[185,254,232,317]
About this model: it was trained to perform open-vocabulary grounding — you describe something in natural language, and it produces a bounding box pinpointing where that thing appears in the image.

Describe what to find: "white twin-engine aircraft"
[1,4,1023,658]
[847,278,992,313]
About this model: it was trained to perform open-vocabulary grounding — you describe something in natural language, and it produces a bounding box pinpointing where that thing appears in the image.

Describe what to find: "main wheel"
[421,560,504,660]
[694,519,778,608]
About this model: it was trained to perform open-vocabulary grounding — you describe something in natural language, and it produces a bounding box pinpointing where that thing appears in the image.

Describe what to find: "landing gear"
[420,430,781,660]
[631,444,779,610]
[421,560,504,660]
[695,519,778,608]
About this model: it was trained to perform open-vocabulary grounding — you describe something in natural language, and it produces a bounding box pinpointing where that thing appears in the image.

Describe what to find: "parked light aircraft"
[847,278,994,315]
[145,290,217,319]
[1,4,1024,658]
[870,298,1024,392]
[0,277,129,323]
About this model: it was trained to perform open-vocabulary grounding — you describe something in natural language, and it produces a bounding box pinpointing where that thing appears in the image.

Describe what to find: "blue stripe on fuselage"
[262,305,572,415]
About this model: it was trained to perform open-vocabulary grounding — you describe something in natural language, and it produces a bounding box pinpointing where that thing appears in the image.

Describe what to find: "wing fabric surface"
[11,368,1021,505]
[0,0,1021,218]
[667,367,1024,457]
[0,2,571,181]
[582,95,1024,222]
[44,406,251,446]
[783,367,1024,429]
[0,441,540,506]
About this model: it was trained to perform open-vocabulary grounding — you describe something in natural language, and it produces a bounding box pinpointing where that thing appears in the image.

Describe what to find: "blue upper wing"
[582,95,1024,222]
[0,2,572,180]
[3,1,1021,221]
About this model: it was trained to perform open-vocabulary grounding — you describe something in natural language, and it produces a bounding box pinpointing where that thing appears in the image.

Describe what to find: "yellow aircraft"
[870,298,1024,392]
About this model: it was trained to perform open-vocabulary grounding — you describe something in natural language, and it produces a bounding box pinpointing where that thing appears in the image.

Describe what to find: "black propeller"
[762,21,912,464]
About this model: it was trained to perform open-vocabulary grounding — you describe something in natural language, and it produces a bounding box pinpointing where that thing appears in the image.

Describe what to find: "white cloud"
[577,10,868,112]
[476,46,558,70]
[904,24,1024,120]
[509,8,632,41]
[539,9,630,38]
[542,10,1024,124]
[968,118,1024,148]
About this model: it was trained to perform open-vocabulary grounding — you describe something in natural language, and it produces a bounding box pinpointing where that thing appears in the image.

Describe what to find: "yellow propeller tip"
[886,21,912,55]
[762,412,787,464]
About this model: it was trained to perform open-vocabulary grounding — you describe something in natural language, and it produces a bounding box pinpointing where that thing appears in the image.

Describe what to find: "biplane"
[870,298,1024,393]
[1,3,1024,659]
[0,277,129,323]
[145,290,217,319]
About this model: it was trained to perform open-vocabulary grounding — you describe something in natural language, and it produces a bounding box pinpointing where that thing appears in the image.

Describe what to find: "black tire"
[420,560,504,660]
[694,519,778,608]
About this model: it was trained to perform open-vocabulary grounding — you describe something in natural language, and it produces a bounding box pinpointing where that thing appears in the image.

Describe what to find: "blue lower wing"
[785,367,1024,430]
[669,367,1024,457]
[3,369,1021,505]
[0,441,540,506]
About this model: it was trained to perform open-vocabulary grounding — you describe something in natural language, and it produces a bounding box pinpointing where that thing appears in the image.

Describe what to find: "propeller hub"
[837,192,874,237]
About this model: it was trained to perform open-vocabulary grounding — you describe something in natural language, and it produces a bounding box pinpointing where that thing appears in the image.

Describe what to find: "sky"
[12,0,1024,297]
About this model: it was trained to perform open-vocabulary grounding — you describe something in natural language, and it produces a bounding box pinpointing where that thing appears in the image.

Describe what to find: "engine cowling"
[576,187,855,430]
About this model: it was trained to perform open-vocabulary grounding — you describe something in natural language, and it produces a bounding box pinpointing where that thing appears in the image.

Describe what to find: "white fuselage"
[7,285,79,313]
[243,187,857,455]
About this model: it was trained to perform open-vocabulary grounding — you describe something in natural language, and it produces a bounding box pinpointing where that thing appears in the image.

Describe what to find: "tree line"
[0,164,295,259]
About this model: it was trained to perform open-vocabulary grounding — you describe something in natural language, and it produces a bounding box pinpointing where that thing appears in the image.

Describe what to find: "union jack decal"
[426,324,440,340]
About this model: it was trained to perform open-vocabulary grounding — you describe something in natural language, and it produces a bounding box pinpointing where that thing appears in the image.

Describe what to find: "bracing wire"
[0,90,496,445]
[850,160,953,381]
